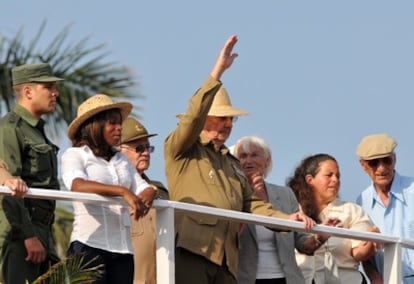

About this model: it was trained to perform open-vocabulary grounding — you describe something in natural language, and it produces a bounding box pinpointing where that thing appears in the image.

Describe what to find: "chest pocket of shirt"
[27,143,54,174]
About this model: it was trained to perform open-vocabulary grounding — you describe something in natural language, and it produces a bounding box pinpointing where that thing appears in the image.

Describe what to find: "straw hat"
[177,86,248,118]
[120,117,157,144]
[67,94,132,140]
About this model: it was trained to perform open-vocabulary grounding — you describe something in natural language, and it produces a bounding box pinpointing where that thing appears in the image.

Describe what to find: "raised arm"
[210,35,239,81]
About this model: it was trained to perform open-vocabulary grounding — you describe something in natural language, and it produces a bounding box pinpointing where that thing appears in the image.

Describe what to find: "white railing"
[1,186,413,284]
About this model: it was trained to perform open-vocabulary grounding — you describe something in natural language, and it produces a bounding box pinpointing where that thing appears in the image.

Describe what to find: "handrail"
[0,186,408,283]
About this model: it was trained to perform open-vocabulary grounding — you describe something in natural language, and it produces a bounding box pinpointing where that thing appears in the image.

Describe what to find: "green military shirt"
[0,104,59,240]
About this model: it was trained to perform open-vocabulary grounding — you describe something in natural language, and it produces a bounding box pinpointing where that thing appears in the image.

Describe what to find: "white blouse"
[296,199,373,284]
[61,145,149,254]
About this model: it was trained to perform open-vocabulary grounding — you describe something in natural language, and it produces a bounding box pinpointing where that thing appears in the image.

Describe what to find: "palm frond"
[33,254,104,284]
[0,19,143,139]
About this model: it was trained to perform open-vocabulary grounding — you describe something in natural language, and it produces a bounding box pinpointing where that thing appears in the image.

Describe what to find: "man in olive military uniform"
[164,35,314,284]
[119,117,169,284]
[0,63,64,284]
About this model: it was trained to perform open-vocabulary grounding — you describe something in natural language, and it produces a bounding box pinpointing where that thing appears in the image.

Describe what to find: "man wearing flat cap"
[119,117,168,284]
[164,35,314,284]
[0,63,63,283]
[356,133,414,284]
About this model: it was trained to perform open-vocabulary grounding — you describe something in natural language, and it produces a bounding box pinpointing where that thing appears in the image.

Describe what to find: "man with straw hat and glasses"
[119,117,168,284]
[0,63,63,284]
[62,94,156,283]
[164,35,315,284]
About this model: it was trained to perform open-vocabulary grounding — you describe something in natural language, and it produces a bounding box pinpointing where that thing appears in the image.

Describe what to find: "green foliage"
[0,19,143,138]
[33,254,104,284]
[53,204,74,258]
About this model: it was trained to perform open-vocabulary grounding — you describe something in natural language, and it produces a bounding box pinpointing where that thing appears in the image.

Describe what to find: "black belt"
[30,207,55,226]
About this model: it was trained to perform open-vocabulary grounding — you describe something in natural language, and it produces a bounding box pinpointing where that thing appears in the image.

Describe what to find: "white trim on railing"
[0,186,410,283]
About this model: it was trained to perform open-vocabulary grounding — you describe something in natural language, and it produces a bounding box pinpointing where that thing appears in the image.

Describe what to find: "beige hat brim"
[360,153,393,160]
[207,106,248,117]
[175,107,248,119]
[68,102,132,140]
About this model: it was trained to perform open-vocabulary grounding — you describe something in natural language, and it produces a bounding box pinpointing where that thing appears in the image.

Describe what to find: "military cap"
[356,133,397,160]
[120,117,157,144]
[12,63,64,86]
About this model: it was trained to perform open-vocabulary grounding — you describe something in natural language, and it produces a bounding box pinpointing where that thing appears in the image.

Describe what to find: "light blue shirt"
[356,171,414,283]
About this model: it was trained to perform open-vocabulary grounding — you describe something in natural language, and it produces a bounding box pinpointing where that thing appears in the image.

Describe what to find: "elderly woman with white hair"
[232,136,338,284]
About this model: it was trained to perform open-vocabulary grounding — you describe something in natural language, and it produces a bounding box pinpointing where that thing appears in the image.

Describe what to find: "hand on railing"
[3,178,28,198]
[289,211,315,229]
[316,217,342,243]
[122,189,143,220]
[137,186,158,217]
[352,226,383,262]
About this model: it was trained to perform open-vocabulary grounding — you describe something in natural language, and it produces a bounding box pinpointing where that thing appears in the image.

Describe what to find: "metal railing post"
[156,205,175,284]
[383,242,402,284]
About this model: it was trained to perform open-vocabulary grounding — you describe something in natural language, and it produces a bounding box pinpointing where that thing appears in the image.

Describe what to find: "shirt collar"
[389,171,405,203]
[369,171,405,206]
[13,104,42,128]
[319,198,343,218]
[199,133,229,155]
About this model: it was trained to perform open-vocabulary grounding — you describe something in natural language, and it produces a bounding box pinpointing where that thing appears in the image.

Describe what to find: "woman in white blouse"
[62,94,157,284]
[287,153,380,284]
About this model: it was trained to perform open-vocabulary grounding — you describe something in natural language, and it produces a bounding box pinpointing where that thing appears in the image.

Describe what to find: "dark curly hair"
[286,153,337,222]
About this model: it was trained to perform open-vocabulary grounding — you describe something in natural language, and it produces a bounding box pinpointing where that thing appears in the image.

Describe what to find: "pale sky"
[2,1,414,202]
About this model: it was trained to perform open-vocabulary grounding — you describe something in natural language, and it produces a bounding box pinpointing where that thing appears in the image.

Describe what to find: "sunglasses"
[366,156,393,168]
[215,116,238,123]
[122,145,154,154]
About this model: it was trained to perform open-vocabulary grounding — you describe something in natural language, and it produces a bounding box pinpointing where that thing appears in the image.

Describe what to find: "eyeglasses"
[121,145,154,154]
[366,156,393,168]
[215,116,238,123]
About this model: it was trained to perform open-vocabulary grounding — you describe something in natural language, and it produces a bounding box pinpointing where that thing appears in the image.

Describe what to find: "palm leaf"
[33,254,104,284]
[0,19,143,139]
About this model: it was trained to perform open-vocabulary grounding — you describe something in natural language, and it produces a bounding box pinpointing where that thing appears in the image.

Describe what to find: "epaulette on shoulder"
[6,112,20,124]
[227,152,239,162]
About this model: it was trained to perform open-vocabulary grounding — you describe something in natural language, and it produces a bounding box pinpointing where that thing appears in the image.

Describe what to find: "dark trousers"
[67,241,134,284]
[175,247,236,284]
[1,239,58,284]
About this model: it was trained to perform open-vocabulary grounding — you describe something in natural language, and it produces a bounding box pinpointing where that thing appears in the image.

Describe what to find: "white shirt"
[296,199,373,284]
[61,145,149,254]
[255,225,285,279]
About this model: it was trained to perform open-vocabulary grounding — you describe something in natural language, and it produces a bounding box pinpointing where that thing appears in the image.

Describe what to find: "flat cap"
[12,63,64,86]
[120,117,157,144]
[356,133,397,160]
